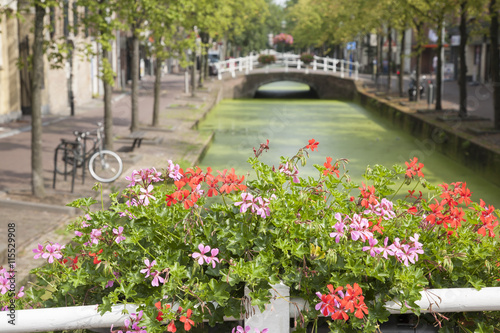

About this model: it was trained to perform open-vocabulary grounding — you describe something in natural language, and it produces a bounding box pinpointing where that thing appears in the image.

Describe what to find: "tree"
[144,0,192,127]
[458,0,469,118]
[31,0,47,197]
[288,0,324,49]
[78,0,121,149]
[119,0,149,133]
[413,0,456,110]
[231,0,282,55]
[490,0,500,128]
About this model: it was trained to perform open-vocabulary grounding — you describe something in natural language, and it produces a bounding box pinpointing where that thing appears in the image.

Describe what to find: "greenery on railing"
[257,54,276,65]
[300,53,314,65]
[1,140,499,333]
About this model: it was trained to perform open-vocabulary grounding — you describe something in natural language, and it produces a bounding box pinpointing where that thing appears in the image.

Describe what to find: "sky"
[273,0,286,6]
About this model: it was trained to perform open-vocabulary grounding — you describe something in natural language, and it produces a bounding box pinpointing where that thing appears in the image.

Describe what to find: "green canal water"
[198,81,500,206]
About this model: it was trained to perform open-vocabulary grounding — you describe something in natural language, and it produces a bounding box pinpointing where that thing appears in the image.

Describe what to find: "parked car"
[208,52,220,76]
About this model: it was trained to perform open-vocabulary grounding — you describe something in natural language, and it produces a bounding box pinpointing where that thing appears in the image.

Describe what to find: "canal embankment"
[218,71,500,187]
[354,82,500,188]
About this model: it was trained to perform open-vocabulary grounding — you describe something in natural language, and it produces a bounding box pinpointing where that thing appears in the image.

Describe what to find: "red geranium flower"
[306,139,319,151]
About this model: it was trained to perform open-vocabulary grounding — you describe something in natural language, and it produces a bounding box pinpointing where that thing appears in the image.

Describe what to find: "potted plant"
[258,54,276,73]
[273,33,294,48]
[300,53,315,73]
[257,54,276,65]
[300,53,314,65]
[3,139,500,332]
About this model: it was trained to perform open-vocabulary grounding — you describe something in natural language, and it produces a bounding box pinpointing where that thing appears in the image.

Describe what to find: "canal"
[198,81,500,207]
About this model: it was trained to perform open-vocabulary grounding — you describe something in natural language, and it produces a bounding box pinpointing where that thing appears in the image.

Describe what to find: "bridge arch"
[225,71,357,100]
[254,78,320,98]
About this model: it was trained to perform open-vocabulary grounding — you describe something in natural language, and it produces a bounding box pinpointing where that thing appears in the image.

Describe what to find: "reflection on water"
[258,81,310,91]
[198,82,500,207]
[255,80,318,99]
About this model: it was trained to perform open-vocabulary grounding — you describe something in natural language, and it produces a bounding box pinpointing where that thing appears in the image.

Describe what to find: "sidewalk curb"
[0,198,79,215]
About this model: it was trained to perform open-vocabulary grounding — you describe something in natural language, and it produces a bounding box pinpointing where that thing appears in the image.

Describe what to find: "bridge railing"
[2,287,500,332]
[215,52,359,80]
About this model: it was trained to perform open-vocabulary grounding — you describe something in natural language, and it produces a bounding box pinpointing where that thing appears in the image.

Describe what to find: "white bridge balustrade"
[2,287,500,332]
[215,51,359,81]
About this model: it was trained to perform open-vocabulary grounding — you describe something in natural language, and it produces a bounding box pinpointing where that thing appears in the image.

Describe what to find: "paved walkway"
[0,73,221,283]
[361,72,496,121]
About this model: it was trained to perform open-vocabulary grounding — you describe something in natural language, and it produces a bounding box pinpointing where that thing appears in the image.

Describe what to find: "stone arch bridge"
[221,71,358,100]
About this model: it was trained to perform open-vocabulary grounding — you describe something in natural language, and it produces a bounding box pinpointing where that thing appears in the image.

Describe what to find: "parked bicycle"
[55,122,123,183]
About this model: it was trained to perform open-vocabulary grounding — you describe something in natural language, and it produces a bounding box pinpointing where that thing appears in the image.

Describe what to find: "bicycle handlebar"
[71,123,104,144]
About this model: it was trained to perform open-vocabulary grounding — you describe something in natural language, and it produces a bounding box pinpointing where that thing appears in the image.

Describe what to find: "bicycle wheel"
[55,146,82,175]
[56,155,76,175]
[88,150,123,183]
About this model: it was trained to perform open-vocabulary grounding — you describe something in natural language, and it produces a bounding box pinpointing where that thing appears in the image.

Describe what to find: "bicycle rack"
[52,140,84,193]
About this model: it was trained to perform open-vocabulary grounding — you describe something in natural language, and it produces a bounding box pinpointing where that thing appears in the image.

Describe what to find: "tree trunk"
[222,34,228,61]
[102,47,113,150]
[387,25,392,93]
[204,48,209,80]
[414,21,423,101]
[399,29,405,97]
[459,1,468,118]
[130,32,139,132]
[31,2,45,198]
[191,52,196,97]
[198,50,204,88]
[378,33,383,79]
[490,0,500,129]
[435,19,444,110]
[416,51,422,101]
[152,58,162,127]
[376,33,381,88]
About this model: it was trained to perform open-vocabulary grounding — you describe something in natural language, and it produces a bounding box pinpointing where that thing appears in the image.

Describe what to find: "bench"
[128,131,146,150]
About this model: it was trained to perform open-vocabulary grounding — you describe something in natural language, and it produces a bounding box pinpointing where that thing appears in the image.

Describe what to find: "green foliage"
[257,54,276,64]
[4,143,500,332]
[300,53,314,64]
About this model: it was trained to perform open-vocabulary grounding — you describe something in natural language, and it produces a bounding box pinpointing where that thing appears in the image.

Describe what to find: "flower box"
[3,139,499,333]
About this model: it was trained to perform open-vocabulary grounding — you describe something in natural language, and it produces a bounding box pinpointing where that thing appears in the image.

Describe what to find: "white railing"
[216,52,359,81]
[2,287,500,333]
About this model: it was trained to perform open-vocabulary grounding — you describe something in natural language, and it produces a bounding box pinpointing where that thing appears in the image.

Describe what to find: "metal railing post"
[355,62,359,80]
[313,59,317,71]
[341,60,344,78]
[324,57,328,72]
